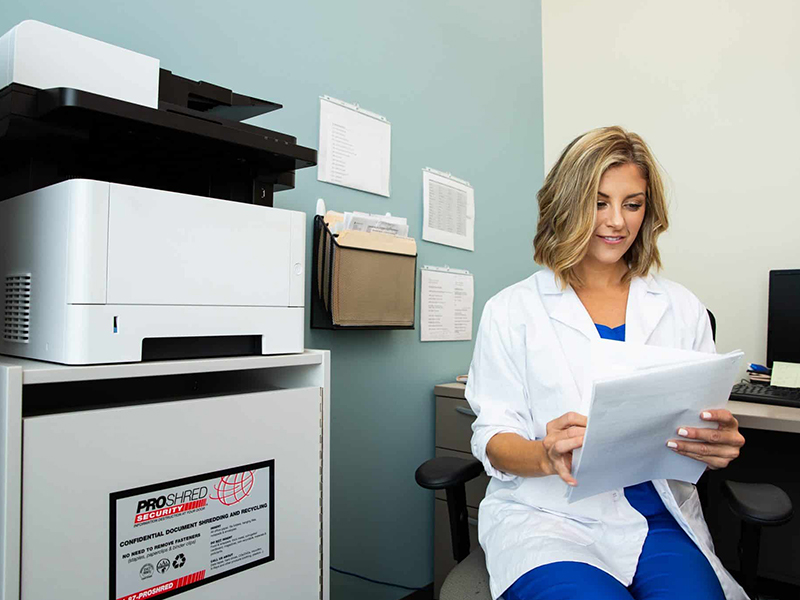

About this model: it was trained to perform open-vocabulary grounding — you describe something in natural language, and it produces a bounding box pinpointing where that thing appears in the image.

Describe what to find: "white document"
[422,168,475,251]
[421,266,474,342]
[318,96,391,197]
[568,341,744,503]
[771,361,800,388]
[343,211,408,237]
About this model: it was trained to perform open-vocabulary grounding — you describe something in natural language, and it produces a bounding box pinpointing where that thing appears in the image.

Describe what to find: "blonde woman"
[466,127,747,600]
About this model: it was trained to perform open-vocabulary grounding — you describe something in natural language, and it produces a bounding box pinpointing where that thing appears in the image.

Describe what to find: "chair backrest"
[707,309,716,343]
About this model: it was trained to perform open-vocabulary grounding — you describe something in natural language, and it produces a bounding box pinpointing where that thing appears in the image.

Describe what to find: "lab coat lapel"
[546,281,600,342]
[625,275,668,344]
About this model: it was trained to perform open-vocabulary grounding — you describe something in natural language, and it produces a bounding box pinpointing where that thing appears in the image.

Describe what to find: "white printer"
[0,180,306,364]
[0,22,317,364]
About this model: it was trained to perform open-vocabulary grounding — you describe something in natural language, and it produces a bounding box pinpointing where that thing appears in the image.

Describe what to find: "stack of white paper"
[568,341,744,502]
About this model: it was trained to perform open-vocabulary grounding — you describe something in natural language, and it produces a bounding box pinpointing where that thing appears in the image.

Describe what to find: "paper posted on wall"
[421,266,474,342]
[568,341,744,503]
[318,96,391,197]
[422,168,475,251]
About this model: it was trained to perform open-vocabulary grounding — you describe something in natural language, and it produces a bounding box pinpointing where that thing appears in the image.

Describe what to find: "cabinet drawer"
[434,448,489,509]
[435,395,476,453]
[434,499,478,599]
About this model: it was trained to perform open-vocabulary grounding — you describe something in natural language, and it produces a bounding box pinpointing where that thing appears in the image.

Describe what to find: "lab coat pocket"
[534,506,605,547]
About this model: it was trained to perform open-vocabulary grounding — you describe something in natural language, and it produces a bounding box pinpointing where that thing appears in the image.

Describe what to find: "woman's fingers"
[674,425,745,447]
[667,438,740,469]
[552,455,578,486]
[553,434,585,455]
[699,409,738,429]
[547,411,587,434]
[668,444,736,469]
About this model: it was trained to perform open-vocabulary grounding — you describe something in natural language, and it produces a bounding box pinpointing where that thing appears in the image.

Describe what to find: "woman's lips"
[598,235,625,245]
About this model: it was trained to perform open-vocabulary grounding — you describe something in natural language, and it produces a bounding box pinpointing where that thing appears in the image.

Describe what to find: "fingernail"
[701,412,712,419]
[667,441,678,449]
[678,428,689,437]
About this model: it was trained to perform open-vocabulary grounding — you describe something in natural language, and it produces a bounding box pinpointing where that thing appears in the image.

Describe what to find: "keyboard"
[730,383,800,408]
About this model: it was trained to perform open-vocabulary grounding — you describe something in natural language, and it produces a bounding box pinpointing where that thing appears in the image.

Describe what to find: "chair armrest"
[415,456,484,491]
[415,456,484,563]
[722,480,793,526]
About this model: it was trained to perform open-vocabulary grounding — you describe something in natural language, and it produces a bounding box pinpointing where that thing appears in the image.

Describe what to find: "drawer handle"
[455,406,477,418]
[468,517,479,527]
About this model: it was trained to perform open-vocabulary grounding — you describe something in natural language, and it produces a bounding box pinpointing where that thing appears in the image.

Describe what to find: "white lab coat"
[465,268,748,600]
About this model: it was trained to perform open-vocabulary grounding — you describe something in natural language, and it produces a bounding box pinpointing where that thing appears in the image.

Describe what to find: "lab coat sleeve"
[465,296,532,481]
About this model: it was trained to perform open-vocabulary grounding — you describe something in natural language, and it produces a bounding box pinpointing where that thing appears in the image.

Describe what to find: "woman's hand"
[541,412,587,486]
[667,409,745,469]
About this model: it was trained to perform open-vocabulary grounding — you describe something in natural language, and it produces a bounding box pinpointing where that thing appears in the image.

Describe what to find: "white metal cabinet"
[0,351,329,600]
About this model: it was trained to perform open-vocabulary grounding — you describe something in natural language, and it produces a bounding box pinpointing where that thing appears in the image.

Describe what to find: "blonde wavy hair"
[533,126,669,289]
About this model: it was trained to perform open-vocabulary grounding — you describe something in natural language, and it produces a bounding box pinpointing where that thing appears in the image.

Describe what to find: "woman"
[465,126,747,600]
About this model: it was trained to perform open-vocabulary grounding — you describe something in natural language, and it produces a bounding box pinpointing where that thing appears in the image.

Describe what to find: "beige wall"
[542,0,800,369]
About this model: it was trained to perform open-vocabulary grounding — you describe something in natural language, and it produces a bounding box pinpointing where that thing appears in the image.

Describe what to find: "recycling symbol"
[172,553,186,569]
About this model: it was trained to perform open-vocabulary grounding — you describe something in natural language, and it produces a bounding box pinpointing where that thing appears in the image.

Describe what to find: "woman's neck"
[573,259,629,291]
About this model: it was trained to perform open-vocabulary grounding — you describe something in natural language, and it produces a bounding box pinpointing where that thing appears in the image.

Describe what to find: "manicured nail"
[701,412,712,419]
[678,428,689,437]
[667,441,678,449]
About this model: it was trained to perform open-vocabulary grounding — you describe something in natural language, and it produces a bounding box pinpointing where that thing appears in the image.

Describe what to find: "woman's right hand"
[541,412,587,486]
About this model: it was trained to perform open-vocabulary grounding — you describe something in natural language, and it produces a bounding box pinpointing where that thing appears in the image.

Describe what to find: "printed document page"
[568,341,744,502]
[318,97,391,197]
[422,169,475,251]
[421,268,474,341]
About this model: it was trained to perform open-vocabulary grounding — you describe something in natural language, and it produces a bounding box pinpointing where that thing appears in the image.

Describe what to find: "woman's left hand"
[667,409,745,470]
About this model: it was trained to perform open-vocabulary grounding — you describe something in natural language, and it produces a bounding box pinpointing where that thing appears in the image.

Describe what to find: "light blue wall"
[0,2,543,596]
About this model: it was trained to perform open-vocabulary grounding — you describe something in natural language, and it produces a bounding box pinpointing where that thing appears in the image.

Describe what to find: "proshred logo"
[134,486,208,524]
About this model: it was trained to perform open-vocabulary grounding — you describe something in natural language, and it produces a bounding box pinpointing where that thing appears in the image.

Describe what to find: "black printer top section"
[0,71,317,207]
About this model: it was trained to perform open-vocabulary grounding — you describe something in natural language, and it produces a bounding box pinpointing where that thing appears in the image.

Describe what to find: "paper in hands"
[567,341,744,503]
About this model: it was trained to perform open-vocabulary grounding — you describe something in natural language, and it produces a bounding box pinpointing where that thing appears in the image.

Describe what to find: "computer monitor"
[767,269,800,368]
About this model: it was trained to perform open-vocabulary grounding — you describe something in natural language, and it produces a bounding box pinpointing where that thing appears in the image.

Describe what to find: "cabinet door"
[22,387,321,600]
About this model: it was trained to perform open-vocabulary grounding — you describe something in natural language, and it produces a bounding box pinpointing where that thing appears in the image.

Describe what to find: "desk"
[728,400,800,434]
[431,385,800,593]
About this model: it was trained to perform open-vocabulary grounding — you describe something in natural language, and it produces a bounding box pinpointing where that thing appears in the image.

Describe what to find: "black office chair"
[417,310,793,600]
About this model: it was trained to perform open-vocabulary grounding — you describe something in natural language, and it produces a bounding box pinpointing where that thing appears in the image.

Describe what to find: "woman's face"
[583,162,647,269]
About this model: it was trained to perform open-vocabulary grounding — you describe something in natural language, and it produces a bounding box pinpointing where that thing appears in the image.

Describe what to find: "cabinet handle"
[455,406,477,418]
[468,517,479,527]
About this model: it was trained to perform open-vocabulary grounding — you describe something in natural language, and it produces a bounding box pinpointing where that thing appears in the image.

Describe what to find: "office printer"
[0,21,317,364]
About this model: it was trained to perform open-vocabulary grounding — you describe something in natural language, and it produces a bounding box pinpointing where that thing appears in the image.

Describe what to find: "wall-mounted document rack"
[311,215,417,330]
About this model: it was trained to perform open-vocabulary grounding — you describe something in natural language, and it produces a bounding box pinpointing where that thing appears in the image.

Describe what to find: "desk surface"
[434,383,800,434]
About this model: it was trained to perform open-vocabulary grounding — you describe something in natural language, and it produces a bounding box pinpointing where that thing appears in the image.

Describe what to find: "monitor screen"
[767,269,800,368]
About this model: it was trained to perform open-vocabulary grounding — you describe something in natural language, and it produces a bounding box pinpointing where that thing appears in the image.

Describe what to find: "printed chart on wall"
[422,168,475,251]
[110,461,274,600]
[421,266,474,342]
[318,96,391,197]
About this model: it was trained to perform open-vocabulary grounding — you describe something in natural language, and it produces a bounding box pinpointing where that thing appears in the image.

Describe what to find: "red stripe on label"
[116,570,204,600]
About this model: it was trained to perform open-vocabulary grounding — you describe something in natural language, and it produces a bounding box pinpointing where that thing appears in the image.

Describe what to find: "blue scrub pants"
[503,483,726,600]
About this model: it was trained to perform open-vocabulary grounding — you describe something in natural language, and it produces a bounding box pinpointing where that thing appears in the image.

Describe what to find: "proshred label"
[110,461,274,600]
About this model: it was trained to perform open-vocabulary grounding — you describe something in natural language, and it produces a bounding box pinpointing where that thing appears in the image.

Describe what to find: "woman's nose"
[606,204,625,229]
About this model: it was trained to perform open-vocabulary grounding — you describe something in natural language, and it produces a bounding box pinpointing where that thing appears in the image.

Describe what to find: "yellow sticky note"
[771,361,800,388]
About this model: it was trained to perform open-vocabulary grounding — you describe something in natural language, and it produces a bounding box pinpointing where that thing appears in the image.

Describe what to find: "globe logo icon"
[210,470,256,506]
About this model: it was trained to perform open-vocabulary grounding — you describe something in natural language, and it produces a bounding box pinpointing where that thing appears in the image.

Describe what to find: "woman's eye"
[625,203,643,211]
[596,201,607,209]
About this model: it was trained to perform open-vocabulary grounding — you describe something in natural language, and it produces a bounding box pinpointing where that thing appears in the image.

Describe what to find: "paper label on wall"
[421,267,474,341]
[422,168,475,251]
[318,96,391,197]
[771,361,800,388]
[110,461,274,600]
